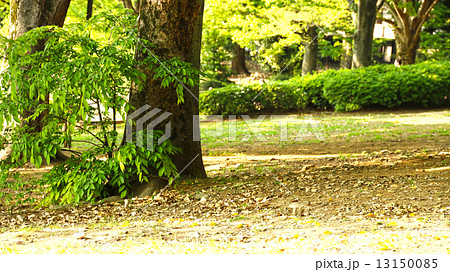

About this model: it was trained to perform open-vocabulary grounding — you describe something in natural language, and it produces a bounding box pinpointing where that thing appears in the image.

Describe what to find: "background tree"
[231,43,250,75]
[381,0,440,65]
[352,0,379,68]
[130,0,207,178]
[203,0,352,77]
[301,24,319,75]
[8,0,71,135]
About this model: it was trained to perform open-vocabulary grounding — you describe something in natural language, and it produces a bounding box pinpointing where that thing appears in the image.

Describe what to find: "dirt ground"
[0,135,449,253]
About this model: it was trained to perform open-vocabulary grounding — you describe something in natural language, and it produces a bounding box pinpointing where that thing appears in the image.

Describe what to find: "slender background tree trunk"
[301,24,318,76]
[352,0,377,68]
[86,0,93,20]
[129,0,206,178]
[341,39,353,69]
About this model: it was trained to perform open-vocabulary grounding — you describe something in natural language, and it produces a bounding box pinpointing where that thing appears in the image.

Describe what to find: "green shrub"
[323,61,450,111]
[43,134,179,205]
[199,80,307,115]
[293,70,336,110]
[200,61,449,115]
[199,70,335,115]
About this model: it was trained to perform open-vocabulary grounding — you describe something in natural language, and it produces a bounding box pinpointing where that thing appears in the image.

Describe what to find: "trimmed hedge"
[323,61,450,111]
[200,61,450,115]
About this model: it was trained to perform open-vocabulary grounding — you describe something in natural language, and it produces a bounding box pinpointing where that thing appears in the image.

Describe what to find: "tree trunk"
[231,43,250,75]
[341,38,352,69]
[352,0,377,68]
[10,0,71,133]
[86,0,93,20]
[394,32,419,65]
[9,0,71,132]
[301,24,318,76]
[9,0,71,39]
[382,0,439,66]
[5,0,71,162]
[129,0,206,182]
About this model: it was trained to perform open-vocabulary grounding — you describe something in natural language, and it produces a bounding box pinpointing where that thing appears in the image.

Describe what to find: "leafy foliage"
[418,1,450,62]
[0,12,197,205]
[201,0,353,76]
[323,61,450,111]
[200,71,333,115]
[43,133,179,205]
[200,61,450,115]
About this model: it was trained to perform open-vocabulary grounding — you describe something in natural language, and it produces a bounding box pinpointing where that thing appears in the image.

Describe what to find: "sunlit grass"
[199,110,450,150]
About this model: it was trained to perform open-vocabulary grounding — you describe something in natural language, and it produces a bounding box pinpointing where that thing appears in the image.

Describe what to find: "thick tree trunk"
[9,0,71,39]
[9,0,71,133]
[394,32,419,65]
[231,43,250,75]
[301,24,318,76]
[4,0,71,162]
[129,0,206,182]
[352,0,377,68]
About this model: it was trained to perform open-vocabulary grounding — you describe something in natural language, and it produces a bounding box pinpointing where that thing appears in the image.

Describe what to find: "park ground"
[0,109,449,253]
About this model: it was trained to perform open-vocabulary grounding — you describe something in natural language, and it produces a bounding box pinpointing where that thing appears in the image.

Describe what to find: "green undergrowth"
[200,61,450,115]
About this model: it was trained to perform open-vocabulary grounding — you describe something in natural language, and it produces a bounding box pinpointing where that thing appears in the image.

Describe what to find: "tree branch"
[60,148,82,156]
[380,17,397,28]
[376,0,385,11]
[121,0,138,15]
[411,0,440,46]
[48,114,105,145]
[323,30,354,38]
[383,2,404,31]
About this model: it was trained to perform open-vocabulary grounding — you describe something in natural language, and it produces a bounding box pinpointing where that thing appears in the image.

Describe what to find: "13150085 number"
[377,259,438,269]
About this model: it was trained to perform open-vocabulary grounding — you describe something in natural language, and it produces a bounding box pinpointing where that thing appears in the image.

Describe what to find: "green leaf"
[120,190,127,198]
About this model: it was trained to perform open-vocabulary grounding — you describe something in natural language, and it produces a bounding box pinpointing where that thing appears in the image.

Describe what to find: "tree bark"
[129,0,206,179]
[301,24,318,76]
[9,0,71,40]
[394,32,418,65]
[231,43,250,75]
[9,0,71,133]
[341,38,352,69]
[352,0,377,68]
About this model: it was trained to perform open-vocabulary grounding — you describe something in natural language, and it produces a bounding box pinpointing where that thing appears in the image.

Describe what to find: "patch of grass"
[199,110,450,150]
